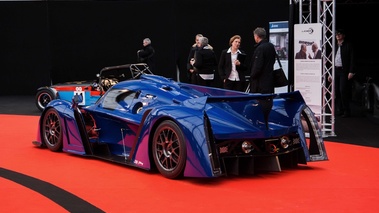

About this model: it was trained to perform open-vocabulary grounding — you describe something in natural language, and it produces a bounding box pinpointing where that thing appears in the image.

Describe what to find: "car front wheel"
[152,120,186,179]
[42,108,63,152]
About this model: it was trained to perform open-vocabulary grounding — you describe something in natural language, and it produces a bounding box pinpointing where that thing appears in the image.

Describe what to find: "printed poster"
[294,23,322,116]
[269,21,289,94]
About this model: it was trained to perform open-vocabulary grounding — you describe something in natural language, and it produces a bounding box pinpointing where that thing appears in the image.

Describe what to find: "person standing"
[308,42,322,59]
[329,29,355,117]
[137,38,155,71]
[186,34,203,84]
[295,43,307,59]
[249,27,276,128]
[218,35,248,92]
[192,36,217,87]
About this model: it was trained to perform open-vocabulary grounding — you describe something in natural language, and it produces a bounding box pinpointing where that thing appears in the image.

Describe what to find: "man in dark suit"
[250,27,276,94]
[328,29,356,117]
[249,27,276,129]
[137,38,155,71]
[186,34,203,84]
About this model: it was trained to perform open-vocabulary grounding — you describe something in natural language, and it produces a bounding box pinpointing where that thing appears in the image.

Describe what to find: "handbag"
[273,54,288,87]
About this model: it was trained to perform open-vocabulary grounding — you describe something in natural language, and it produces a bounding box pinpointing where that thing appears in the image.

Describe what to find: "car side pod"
[274,91,328,163]
[299,106,328,162]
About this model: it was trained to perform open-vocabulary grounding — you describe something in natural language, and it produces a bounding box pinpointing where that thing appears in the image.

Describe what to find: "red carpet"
[1,114,378,212]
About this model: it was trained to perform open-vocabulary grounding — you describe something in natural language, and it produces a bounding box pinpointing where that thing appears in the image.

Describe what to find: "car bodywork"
[35,63,152,111]
[362,77,379,117]
[33,74,328,179]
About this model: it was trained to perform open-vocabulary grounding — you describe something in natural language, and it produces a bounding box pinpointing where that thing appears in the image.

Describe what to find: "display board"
[269,21,289,94]
[294,23,322,116]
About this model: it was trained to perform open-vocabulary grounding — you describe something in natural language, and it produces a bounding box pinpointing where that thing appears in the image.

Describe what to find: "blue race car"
[35,63,152,111]
[32,74,328,179]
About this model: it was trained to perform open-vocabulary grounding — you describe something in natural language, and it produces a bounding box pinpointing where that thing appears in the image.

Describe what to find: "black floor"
[0,96,41,116]
[1,95,378,148]
[326,105,379,148]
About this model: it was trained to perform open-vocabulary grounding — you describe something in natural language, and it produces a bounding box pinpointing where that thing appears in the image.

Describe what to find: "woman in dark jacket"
[218,35,247,92]
[193,37,218,87]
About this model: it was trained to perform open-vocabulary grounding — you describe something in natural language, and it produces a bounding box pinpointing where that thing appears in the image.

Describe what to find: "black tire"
[36,89,56,112]
[42,108,63,152]
[152,120,187,179]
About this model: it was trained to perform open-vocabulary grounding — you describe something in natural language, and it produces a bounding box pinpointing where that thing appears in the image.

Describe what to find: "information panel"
[294,23,322,116]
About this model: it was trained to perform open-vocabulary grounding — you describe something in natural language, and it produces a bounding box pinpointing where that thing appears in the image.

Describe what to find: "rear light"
[280,136,290,149]
[241,141,254,154]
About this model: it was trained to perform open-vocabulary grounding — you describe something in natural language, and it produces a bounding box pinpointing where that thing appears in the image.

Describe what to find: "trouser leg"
[340,72,352,114]
[259,99,273,130]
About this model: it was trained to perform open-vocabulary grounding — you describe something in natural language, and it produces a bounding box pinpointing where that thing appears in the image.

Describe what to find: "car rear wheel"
[42,108,63,152]
[152,120,186,179]
[36,89,56,111]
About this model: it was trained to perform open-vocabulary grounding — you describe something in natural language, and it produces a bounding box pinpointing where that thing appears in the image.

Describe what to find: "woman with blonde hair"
[218,35,247,91]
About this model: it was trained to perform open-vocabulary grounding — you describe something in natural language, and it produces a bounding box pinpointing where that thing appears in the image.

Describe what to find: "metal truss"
[338,0,378,4]
[319,0,336,137]
[295,0,336,137]
[298,0,312,23]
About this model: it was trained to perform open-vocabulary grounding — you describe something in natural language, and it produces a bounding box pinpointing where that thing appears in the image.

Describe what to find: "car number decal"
[75,87,86,105]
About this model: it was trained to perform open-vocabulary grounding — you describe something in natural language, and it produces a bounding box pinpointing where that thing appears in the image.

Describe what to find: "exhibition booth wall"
[0,0,377,95]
